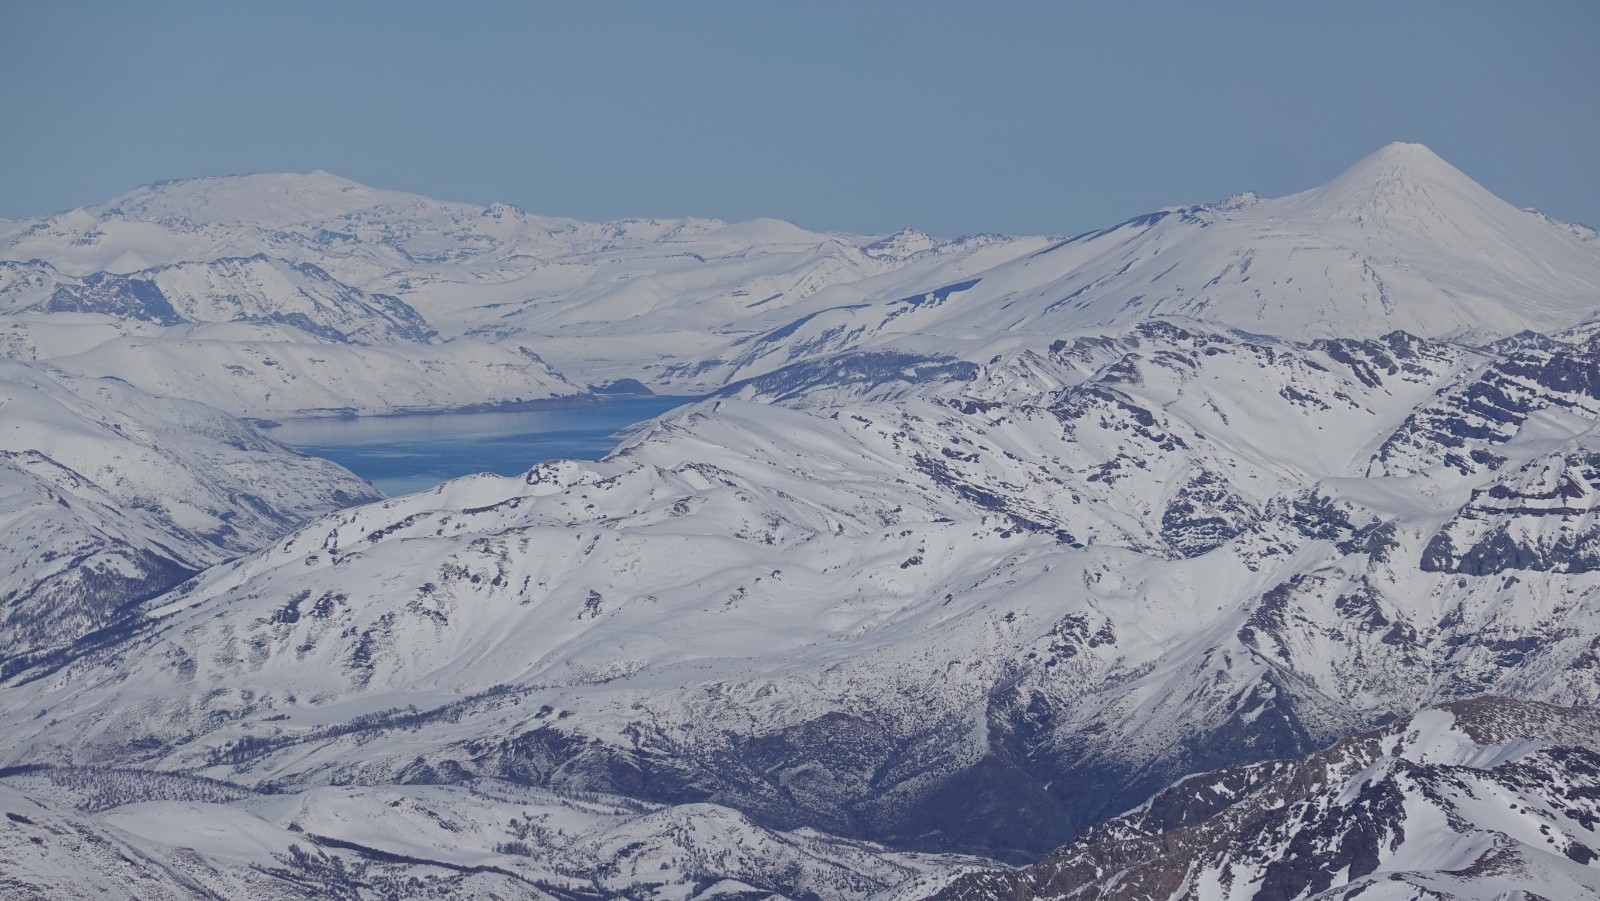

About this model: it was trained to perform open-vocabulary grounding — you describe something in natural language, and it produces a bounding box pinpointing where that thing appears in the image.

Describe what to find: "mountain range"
[2,143,1599,899]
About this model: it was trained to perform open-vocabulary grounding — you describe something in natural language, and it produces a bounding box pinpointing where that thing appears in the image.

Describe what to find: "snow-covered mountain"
[8,143,1596,410]
[0,169,722,278]
[8,316,1600,862]
[4,143,1600,898]
[0,361,377,674]
[1,255,435,343]
[912,697,1600,901]
[681,144,1600,394]
[49,326,585,419]
[0,169,1046,401]
[0,251,577,418]
[0,773,972,899]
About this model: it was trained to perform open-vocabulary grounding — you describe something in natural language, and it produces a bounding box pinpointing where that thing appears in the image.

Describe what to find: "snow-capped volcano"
[1260,141,1600,331]
[1280,141,1500,224]
[700,144,1600,390]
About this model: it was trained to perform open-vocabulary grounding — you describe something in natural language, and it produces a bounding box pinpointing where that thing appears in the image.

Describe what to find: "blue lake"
[270,396,696,496]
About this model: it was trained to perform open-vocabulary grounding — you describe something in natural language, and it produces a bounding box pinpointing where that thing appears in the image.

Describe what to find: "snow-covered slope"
[0,782,290,900]
[9,318,1600,864]
[49,326,580,418]
[0,362,377,672]
[0,170,1049,406]
[0,170,635,277]
[0,252,582,420]
[683,144,1600,392]
[0,770,972,900]
[1,255,435,344]
[430,224,1041,389]
[913,697,1600,901]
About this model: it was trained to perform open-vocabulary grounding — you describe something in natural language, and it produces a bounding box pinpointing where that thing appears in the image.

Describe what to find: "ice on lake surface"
[270,396,694,496]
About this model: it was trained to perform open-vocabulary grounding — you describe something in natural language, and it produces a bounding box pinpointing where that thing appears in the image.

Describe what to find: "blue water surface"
[270,396,695,496]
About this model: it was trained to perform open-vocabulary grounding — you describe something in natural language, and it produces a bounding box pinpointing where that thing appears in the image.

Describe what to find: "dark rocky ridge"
[921,698,1600,901]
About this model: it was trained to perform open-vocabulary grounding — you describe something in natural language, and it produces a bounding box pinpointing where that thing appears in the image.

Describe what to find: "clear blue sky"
[2,1,1595,236]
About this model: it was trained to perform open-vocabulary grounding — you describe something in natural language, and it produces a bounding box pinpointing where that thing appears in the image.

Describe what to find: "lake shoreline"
[250,390,706,430]
[268,395,700,496]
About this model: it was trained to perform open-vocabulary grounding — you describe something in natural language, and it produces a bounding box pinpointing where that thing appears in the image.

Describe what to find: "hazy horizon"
[3,2,1597,236]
